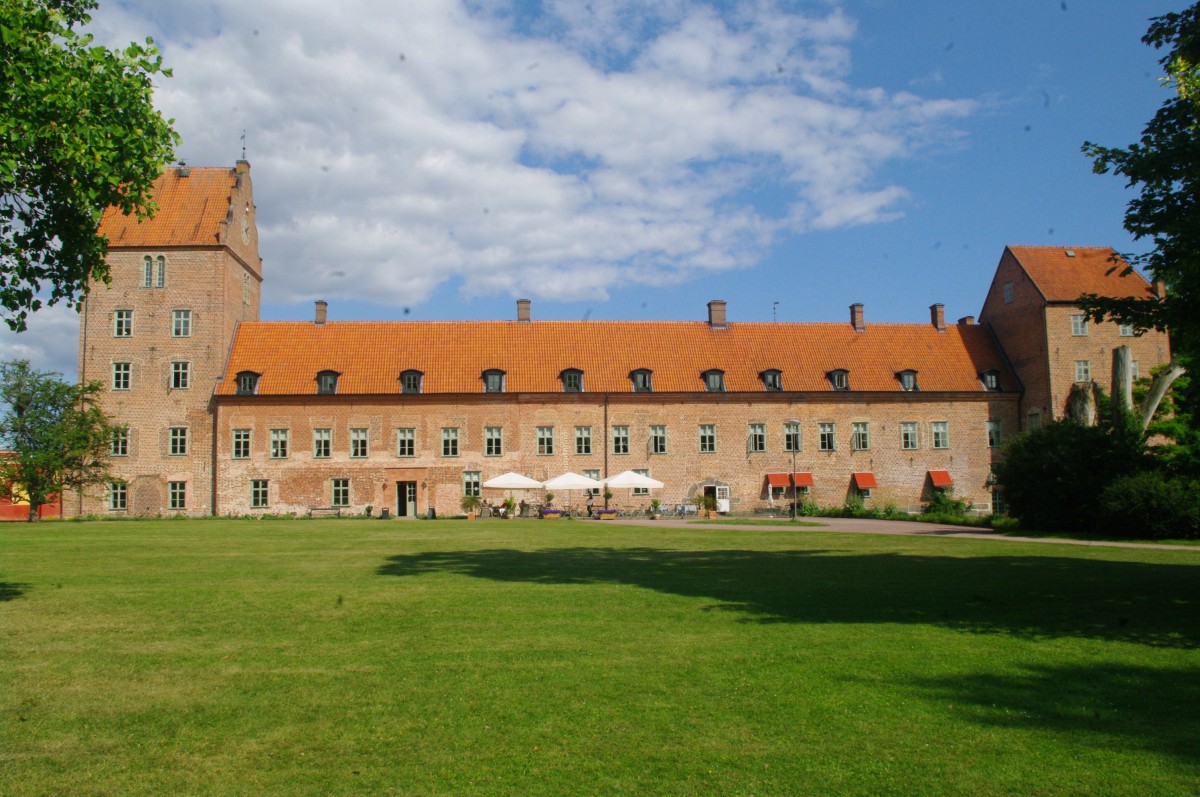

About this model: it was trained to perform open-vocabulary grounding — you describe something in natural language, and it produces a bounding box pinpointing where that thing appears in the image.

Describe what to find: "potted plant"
[460,494,482,520]
[699,492,718,518]
[503,495,517,518]
[649,498,662,520]
[597,508,618,521]
[544,491,555,506]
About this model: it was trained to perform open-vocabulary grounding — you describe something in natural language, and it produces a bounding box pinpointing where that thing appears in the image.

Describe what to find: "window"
[699,424,716,453]
[1132,361,1140,380]
[980,370,1000,391]
[1075,360,1091,383]
[1003,281,1014,303]
[827,370,850,391]
[852,422,870,451]
[583,469,601,496]
[332,478,350,507]
[108,482,127,511]
[992,488,1007,515]
[1071,314,1088,336]
[702,370,725,392]
[169,427,188,456]
[251,480,269,509]
[561,369,583,393]
[400,370,423,394]
[536,426,555,455]
[442,427,459,457]
[612,426,629,455]
[748,423,765,453]
[1027,411,1042,431]
[1120,323,1134,337]
[784,422,801,453]
[172,310,191,338]
[819,423,836,451]
[313,428,331,458]
[761,370,782,391]
[633,469,651,496]
[901,422,919,450]
[317,371,339,395]
[156,255,166,288]
[932,421,949,449]
[987,420,1003,448]
[242,272,250,305]
[630,369,653,393]
[482,369,505,393]
[143,256,153,287]
[462,471,481,498]
[396,428,415,457]
[111,427,129,457]
[575,426,592,455]
[232,429,251,459]
[112,362,131,391]
[650,425,667,455]
[236,372,260,395]
[485,426,503,457]
[171,361,190,390]
[270,429,289,459]
[897,370,919,392]
[114,310,132,337]
[350,428,368,458]
[168,481,186,510]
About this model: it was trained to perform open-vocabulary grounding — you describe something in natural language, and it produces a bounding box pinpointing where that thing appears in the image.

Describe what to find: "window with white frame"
[575,426,592,455]
[332,478,350,507]
[827,370,850,391]
[630,369,653,392]
[350,428,368,458]
[169,427,188,456]
[1075,360,1091,382]
[396,428,415,457]
[851,422,870,450]
[632,469,651,496]
[583,469,601,495]
[232,429,251,459]
[702,370,725,392]
[784,422,801,452]
[699,424,716,453]
[1119,323,1134,337]
[251,479,269,509]
[400,370,423,394]
[156,255,166,288]
[819,423,836,451]
[462,471,481,498]
[485,426,503,457]
[236,371,259,395]
[932,421,949,449]
[313,428,331,458]
[316,371,339,395]
[441,427,459,457]
[1071,314,1089,336]
[108,482,127,511]
[612,426,629,455]
[987,420,1003,448]
[172,309,191,338]
[114,310,132,337]
[482,369,505,393]
[111,427,129,457]
[143,255,153,287]
[536,426,555,455]
[748,423,765,453]
[270,429,289,459]
[168,480,186,510]
[901,422,919,450]
[897,370,919,391]
[112,362,131,391]
[980,370,1000,391]
[649,425,667,455]
[761,370,782,391]
[171,361,190,390]
[561,369,583,393]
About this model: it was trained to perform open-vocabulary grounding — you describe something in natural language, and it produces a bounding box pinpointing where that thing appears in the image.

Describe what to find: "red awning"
[928,470,953,487]
[766,472,815,488]
[852,472,878,489]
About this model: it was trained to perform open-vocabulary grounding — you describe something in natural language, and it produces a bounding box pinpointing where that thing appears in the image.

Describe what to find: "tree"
[0,0,178,331]
[1080,4,1200,428]
[0,359,113,520]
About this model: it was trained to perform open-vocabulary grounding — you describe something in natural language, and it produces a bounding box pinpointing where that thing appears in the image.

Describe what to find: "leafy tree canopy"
[0,359,113,520]
[0,0,178,330]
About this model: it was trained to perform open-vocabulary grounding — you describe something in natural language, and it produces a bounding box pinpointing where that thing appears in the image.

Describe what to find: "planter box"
[542,512,562,519]
[597,513,618,521]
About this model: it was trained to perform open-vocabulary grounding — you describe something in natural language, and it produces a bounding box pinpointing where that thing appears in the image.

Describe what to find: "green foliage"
[459,494,481,513]
[0,0,179,330]
[1099,471,1200,539]
[923,489,970,517]
[0,359,113,519]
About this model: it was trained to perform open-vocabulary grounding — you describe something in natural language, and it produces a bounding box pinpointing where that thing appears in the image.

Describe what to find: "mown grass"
[2,518,1199,795]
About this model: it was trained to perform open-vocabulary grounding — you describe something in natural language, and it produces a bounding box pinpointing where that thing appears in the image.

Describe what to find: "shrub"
[924,489,970,516]
[1099,471,1200,539]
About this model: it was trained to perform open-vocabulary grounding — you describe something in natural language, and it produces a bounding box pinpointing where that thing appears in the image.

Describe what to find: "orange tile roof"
[98,166,237,248]
[1007,246,1156,302]
[216,319,1016,397]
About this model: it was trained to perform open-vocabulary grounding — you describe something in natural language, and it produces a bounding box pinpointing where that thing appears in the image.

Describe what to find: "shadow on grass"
[378,547,1200,648]
[0,581,26,601]
[908,662,1200,767]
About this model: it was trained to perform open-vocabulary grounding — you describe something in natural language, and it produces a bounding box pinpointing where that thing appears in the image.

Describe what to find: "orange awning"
[852,472,878,489]
[766,472,814,488]
[928,470,953,487]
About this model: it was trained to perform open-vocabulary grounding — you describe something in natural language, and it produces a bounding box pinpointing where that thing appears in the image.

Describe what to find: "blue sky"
[3,0,1178,377]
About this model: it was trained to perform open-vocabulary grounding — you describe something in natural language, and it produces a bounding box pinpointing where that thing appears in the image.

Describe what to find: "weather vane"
[241,130,247,161]
[773,301,779,323]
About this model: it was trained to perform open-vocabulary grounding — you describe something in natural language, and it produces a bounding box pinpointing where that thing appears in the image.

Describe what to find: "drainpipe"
[603,395,609,510]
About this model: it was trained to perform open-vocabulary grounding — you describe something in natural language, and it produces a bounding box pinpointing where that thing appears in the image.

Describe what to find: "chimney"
[707,300,727,330]
[1153,279,1167,299]
[315,300,328,325]
[958,315,975,326]
[517,299,531,323]
[176,162,190,178]
[930,303,945,332]
[850,303,865,333]
[235,160,250,175]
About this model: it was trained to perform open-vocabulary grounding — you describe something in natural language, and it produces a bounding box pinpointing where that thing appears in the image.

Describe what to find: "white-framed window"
[761,370,782,391]
[536,426,555,456]
[112,362,131,391]
[852,422,870,451]
[932,421,950,449]
[633,469,651,496]
[784,422,801,453]
[313,428,332,458]
[270,429,289,459]
[462,471,481,498]
[111,427,129,457]
[1071,314,1088,336]
[350,428,368,458]
[987,420,1003,448]
[630,369,652,392]
[332,478,350,507]
[232,429,251,459]
[981,370,1000,391]
[108,482,127,511]
[612,426,629,455]
[819,423,836,451]
[575,426,592,455]
[561,369,583,393]
[442,427,459,457]
[828,370,850,391]
[482,369,505,393]
[168,480,186,510]
[1003,281,1014,303]
[143,255,153,288]
[1075,360,1091,382]
[699,424,716,453]
[901,422,919,450]
[396,428,415,457]
[169,427,188,456]
[114,310,132,337]
[485,426,503,457]
[400,370,423,394]
[1119,323,1134,337]
[171,361,190,390]
[897,370,919,391]
[583,469,601,496]
[156,255,166,288]
[236,371,259,395]
[748,423,765,453]
[251,479,269,509]
[172,309,191,338]
[316,371,339,395]
[703,370,725,392]
[650,425,667,455]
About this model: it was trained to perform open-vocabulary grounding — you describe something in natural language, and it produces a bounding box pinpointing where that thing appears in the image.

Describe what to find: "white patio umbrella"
[482,472,543,490]
[603,470,665,489]
[542,472,604,513]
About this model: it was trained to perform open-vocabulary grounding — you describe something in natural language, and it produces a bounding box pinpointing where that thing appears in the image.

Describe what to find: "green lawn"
[3,518,1199,795]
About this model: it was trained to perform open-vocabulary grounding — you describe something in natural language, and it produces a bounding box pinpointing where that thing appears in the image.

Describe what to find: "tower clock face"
[241,215,251,245]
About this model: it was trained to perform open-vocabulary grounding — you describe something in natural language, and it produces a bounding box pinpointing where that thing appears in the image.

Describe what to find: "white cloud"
[0,304,80,379]
[79,0,974,310]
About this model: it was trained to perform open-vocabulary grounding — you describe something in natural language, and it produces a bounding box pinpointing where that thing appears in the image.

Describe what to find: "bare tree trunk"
[27,502,39,522]
[1112,346,1133,418]
[1139,360,1186,432]
[1066,381,1100,426]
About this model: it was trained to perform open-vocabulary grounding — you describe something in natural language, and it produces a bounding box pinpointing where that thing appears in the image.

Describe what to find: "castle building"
[73,163,1170,518]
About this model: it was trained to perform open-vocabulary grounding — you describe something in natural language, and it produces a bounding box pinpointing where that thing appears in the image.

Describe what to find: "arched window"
[896,370,920,392]
[827,369,850,391]
[143,256,153,287]
[482,369,506,393]
[156,255,166,288]
[400,370,424,394]
[702,369,726,392]
[760,369,782,391]
[316,370,340,395]
[560,368,584,393]
[235,371,261,395]
[630,369,653,393]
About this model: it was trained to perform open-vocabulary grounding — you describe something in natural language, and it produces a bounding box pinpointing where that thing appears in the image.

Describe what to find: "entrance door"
[396,481,417,517]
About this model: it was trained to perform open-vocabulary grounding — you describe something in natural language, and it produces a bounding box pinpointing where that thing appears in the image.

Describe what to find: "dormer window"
[235,371,260,396]
[631,369,653,393]
[702,369,725,392]
[316,370,340,395]
[897,370,919,392]
[560,368,584,393]
[760,370,782,391]
[400,370,423,394]
[980,370,1001,391]
[482,369,506,393]
[827,369,850,391]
